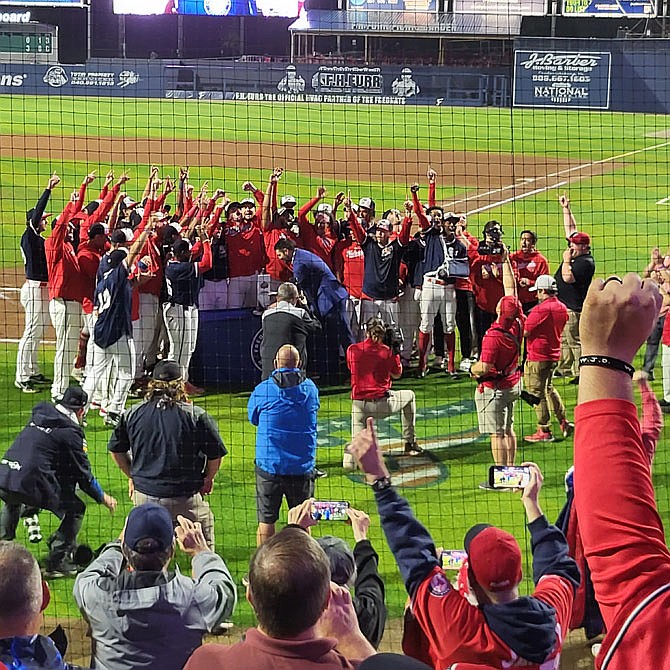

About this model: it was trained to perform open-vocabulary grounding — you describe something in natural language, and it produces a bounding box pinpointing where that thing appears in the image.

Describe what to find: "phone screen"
[441,549,468,570]
[311,500,349,521]
[489,465,531,489]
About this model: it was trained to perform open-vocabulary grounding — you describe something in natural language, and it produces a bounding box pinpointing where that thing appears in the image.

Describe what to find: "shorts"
[475,382,520,435]
[255,465,315,524]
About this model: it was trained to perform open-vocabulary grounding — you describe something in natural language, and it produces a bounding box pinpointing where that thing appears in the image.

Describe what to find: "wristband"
[578,355,634,377]
[370,476,392,492]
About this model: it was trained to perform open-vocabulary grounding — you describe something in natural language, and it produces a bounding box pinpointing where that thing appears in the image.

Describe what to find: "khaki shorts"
[475,382,520,435]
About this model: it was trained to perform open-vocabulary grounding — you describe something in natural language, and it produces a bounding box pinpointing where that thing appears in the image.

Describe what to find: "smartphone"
[489,465,531,489]
[441,549,468,570]
[311,500,349,522]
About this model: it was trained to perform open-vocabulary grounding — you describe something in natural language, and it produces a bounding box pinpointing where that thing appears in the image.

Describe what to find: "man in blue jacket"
[248,344,320,546]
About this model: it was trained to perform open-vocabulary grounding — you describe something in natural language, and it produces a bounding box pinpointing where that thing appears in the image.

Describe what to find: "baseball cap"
[152,359,182,382]
[121,196,138,209]
[240,197,256,207]
[59,386,88,410]
[111,228,134,244]
[88,223,107,239]
[26,208,51,226]
[444,211,460,221]
[277,206,296,219]
[124,503,174,553]
[372,218,392,232]
[360,654,432,670]
[84,201,100,216]
[529,274,557,292]
[317,536,356,586]
[568,231,590,245]
[464,524,522,592]
[225,201,242,215]
[172,239,191,256]
[358,197,375,211]
[316,202,333,215]
[280,195,297,208]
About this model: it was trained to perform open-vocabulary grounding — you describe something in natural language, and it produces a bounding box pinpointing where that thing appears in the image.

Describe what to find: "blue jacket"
[292,248,348,319]
[248,368,319,475]
[0,635,85,670]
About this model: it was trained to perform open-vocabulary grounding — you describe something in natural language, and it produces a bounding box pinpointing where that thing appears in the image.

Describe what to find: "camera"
[382,325,404,355]
[520,389,542,406]
[478,224,504,256]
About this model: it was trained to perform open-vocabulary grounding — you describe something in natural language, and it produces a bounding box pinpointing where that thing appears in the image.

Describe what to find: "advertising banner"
[562,0,655,16]
[453,0,546,14]
[512,50,611,109]
[113,0,301,17]
[347,0,436,12]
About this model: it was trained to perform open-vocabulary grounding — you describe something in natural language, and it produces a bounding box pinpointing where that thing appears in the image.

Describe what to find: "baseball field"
[1,93,669,664]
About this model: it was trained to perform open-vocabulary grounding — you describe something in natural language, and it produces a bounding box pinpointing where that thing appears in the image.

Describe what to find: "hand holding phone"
[311,500,350,522]
[489,465,531,490]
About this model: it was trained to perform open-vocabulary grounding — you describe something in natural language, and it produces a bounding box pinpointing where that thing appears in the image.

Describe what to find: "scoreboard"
[0,30,52,53]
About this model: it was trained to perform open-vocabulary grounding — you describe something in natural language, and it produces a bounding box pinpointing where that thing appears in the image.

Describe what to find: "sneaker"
[659,398,670,407]
[342,451,356,472]
[568,376,580,385]
[104,412,121,428]
[128,381,147,399]
[524,429,554,443]
[662,404,670,415]
[14,380,39,394]
[29,373,52,385]
[560,420,575,438]
[404,442,424,457]
[23,515,42,543]
[314,468,328,479]
[553,369,566,378]
[71,367,85,383]
[51,395,63,405]
[418,368,428,379]
[431,356,444,369]
[184,382,205,396]
[99,407,108,418]
[44,559,79,579]
[212,621,235,634]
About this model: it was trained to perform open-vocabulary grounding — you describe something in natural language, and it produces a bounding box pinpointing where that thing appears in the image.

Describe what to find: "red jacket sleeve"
[349,210,367,245]
[428,181,436,208]
[196,240,213,274]
[412,192,430,230]
[398,215,413,246]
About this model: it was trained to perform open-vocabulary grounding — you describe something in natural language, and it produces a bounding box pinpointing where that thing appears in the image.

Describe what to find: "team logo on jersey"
[428,571,451,597]
[250,328,263,372]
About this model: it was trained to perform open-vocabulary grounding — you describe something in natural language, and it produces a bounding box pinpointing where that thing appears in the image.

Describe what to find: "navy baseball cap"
[59,386,88,410]
[88,223,107,239]
[124,504,174,553]
[152,360,182,382]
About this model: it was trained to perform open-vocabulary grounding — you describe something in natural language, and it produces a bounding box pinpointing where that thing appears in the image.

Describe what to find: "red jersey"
[524,296,568,362]
[333,238,364,299]
[405,566,572,670]
[263,226,296,282]
[478,314,525,390]
[574,399,670,669]
[470,254,508,314]
[77,241,105,314]
[510,250,550,305]
[347,339,401,400]
[45,212,83,302]
[226,221,264,278]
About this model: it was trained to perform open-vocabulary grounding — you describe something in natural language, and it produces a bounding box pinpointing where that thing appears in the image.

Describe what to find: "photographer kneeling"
[471,247,524,490]
[344,318,420,470]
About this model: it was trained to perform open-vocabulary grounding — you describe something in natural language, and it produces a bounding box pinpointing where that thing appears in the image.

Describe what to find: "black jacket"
[353,539,387,649]
[0,403,103,516]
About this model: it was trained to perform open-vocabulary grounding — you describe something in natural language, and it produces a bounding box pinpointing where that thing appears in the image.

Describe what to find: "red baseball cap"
[567,231,590,245]
[496,295,522,329]
[464,524,522,592]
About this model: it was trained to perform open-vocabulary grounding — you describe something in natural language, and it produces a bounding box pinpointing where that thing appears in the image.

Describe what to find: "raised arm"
[559,192,578,238]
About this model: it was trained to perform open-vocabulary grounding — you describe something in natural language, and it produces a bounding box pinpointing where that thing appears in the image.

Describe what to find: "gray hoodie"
[73,542,237,670]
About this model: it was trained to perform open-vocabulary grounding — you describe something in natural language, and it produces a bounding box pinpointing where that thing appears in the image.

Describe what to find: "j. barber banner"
[512,50,611,109]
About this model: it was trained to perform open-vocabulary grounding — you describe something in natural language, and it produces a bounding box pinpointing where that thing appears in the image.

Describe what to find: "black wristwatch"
[370,476,392,492]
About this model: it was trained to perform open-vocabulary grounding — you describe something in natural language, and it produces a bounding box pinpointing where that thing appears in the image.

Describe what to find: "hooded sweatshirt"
[0,402,103,515]
[73,542,237,670]
[248,368,320,475]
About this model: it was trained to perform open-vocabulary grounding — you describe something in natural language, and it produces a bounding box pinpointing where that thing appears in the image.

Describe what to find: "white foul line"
[442,139,670,216]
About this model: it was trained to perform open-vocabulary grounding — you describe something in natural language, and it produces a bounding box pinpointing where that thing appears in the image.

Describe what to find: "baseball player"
[15,172,60,393]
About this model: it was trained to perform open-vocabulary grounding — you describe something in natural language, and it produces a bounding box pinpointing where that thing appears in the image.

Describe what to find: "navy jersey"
[165,260,203,307]
[203,234,228,281]
[94,263,132,348]
[361,238,404,300]
[20,227,48,282]
[419,231,467,277]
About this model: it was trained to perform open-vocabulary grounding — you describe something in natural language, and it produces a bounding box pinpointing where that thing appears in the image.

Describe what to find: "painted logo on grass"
[317,401,485,489]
